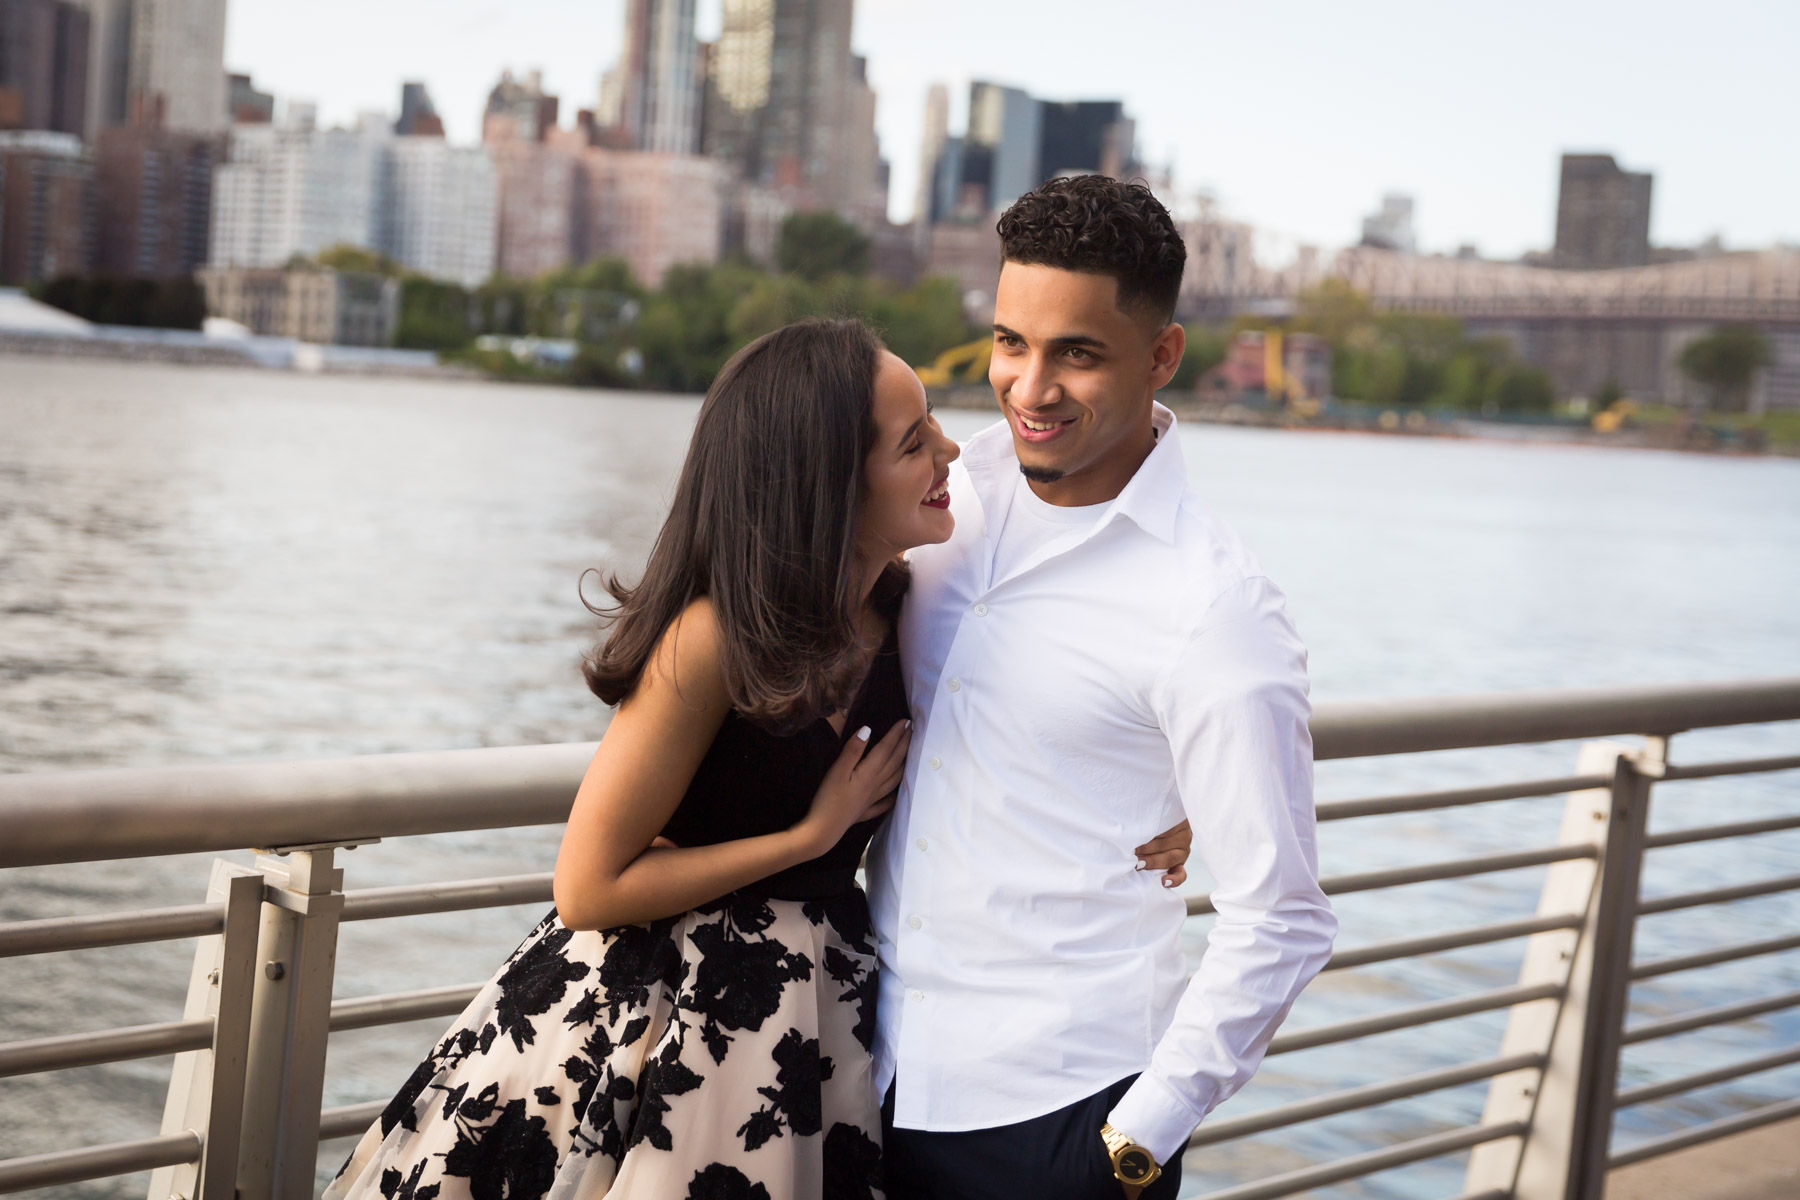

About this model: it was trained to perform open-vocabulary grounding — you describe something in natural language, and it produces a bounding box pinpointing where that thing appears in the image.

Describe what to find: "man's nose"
[1006,352,1054,409]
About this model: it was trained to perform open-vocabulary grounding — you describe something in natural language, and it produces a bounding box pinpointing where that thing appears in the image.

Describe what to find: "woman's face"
[859,350,960,562]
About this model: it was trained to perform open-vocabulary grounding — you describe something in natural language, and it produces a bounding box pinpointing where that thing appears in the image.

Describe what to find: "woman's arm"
[553,599,908,930]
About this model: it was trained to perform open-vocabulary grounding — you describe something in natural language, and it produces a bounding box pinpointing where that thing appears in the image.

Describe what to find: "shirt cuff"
[1105,1070,1209,1167]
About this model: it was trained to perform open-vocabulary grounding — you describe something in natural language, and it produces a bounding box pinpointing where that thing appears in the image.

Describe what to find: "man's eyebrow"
[992,324,1110,351]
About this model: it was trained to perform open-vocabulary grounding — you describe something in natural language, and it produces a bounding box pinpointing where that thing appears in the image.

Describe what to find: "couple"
[328,176,1336,1200]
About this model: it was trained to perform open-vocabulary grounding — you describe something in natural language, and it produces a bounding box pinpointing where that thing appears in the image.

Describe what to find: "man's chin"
[1019,463,1065,484]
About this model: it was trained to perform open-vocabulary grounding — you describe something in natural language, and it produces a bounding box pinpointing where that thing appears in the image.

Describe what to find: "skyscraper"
[485,70,558,144]
[913,82,947,231]
[701,0,864,213]
[394,82,444,137]
[620,0,699,154]
[0,0,90,136]
[967,81,1040,213]
[0,130,92,282]
[127,0,229,132]
[1360,194,1416,254]
[1553,152,1652,270]
[95,123,215,276]
[1038,100,1132,181]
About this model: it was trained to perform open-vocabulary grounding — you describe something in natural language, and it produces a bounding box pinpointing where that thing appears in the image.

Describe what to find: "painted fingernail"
[856,726,871,741]
[1163,877,1176,888]
[1135,859,1147,871]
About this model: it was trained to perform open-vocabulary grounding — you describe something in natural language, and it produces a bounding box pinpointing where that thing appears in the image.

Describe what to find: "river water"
[2,356,1797,1199]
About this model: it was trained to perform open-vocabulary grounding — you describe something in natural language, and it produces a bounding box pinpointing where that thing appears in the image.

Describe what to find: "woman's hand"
[794,720,911,857]
[1135,819,1193,889]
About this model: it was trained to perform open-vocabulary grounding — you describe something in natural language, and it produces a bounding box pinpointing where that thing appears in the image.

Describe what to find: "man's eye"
[1067,347,1090,361]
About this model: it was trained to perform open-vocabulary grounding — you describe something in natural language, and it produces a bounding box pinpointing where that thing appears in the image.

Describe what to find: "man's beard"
[1020,463,1065,484]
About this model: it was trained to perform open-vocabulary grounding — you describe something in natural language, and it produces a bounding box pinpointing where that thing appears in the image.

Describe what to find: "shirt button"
[915,837,928,852]
[946,678,961,692]
[928,756,942,770]
[908,989,924,1003]
[908,915,923,930]
[973,602,988,616]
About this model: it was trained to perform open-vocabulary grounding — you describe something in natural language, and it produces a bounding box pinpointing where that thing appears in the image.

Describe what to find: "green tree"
[395,278,473,351]
[866,275,978,366]
[313,244,398,275]
[776,211,871,281]
[1483,363,1555,414]
[1168,326,1229,390]
[1677,325,1773,413]
[1293,278,1376,346]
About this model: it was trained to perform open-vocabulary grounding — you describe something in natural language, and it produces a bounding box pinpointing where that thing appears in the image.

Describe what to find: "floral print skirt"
[325,890,884,1200]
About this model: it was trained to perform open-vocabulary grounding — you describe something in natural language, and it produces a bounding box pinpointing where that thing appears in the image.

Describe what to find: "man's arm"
[1105,575,1337,1165]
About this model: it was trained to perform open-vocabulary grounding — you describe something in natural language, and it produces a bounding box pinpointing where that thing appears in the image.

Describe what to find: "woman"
[326,319,1188,1200]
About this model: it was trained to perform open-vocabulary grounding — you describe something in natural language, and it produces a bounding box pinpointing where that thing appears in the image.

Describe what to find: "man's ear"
[1149,321,1186,391]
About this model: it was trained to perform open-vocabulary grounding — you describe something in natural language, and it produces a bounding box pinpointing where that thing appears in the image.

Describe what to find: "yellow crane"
[914,337,993,389]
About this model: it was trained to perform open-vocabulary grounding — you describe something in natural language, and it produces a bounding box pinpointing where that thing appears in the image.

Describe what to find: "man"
[866,176,1337,1198]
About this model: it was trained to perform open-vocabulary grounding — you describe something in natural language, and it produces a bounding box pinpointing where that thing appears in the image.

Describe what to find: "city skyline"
[218,0,1798,259]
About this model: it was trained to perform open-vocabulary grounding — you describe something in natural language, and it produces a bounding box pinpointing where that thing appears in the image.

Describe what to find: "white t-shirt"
[988,471,1109,586]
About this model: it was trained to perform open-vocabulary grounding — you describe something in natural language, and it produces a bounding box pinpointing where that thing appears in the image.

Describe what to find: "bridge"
[1,678,1797,1200]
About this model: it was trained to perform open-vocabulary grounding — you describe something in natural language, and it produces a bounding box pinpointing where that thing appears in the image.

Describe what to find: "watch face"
[1118,1148,1155,1182]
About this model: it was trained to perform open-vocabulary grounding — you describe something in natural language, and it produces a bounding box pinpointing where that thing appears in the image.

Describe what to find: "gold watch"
[1100,1122,1161,1189]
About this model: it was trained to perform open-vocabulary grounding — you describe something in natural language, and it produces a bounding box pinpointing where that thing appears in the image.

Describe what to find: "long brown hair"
[584,317,905,732]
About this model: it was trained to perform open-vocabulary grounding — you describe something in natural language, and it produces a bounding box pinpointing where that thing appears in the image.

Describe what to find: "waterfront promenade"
[1607,1116,1800,1199]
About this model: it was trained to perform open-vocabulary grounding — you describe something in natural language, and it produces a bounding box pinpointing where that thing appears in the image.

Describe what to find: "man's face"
[989,262,1183,504]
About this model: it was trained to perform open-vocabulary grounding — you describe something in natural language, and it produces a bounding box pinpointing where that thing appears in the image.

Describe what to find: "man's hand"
[1134,819,1191,888]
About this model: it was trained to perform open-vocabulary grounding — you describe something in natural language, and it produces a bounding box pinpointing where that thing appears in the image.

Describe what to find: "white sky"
[224,0,1799,260]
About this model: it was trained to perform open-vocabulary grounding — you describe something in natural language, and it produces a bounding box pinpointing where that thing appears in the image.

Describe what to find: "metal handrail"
[1193,1121,1530,1200]
[3,677,1796,869]
[1187,1052,1544,1148]
[0,676,1795,1200]
[1608,1096,1800,1169]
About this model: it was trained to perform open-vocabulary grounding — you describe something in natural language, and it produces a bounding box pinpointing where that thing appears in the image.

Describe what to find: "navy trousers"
[881,1075,1184,1200]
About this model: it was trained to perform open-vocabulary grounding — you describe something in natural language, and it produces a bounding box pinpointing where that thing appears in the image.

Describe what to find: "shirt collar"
[960,401,1186,546]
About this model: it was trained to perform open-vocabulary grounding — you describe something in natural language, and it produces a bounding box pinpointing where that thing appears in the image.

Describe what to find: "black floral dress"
[326,633,906,1200]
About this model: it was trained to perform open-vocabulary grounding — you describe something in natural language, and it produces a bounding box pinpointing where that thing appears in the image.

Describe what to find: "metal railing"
[2,678,1798,1200]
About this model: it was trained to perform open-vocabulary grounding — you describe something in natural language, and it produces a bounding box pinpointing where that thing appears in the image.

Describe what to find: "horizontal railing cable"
[1191,1121,1528,1200]
[1608,1095,1800,1169]
[1187,1052,1543,1148]
[1662,752,1800,781]
[1324,913,1584,972]
[0,1132,200,1195]
[319,1099,388,1142]
[0,1017,212,1079]
[1643,812,1800,849]
[1635,872,1800,916]
[329,984,485,1032]
[1187,845,1595,916]
[341,873,554,922]
[1269,983,1562,1055]
[1630,931,1800,980]
[1621,986,1800,1045]
[1315,774,1609,822]
[0,903,223,959]
[1614,1043,1800,1109]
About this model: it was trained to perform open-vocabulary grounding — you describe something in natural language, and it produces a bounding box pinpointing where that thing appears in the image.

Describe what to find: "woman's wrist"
[784,816,833,863]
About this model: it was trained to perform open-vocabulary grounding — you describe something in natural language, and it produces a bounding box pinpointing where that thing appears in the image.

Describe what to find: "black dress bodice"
[659,627,909,900]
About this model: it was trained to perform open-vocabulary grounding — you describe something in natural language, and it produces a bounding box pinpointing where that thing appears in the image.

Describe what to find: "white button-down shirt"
[867,405,1336,1163]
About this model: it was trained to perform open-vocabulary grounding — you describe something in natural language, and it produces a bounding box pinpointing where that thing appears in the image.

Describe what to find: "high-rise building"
[94,124,215,276]
[82,0,130,138]
[0,0,90,136]
[394,82,444,137]
[127,0,229,132]
[1038,99,1134,181]
[381,137,496,287]
[1360,194,1415,254]
[572,146,723,287]
[227,72,273,124]
[1553,152,1652,270]
[620,0,699,154]
[489,139,574,278]
[841,55,885,226]
[209,113,386,270]
[701,0,867,214]
[0,130,92,282]
[484,70,558,144]
[913,82,947,233]
[967,81,1039,215]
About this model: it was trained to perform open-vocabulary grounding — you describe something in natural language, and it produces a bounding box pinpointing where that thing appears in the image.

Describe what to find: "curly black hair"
[996,175,1185,323]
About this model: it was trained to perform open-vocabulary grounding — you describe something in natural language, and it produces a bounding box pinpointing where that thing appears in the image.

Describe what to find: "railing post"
[147,860,264,1200]
[235,845,353,1200]
[1464,737,1661,1200]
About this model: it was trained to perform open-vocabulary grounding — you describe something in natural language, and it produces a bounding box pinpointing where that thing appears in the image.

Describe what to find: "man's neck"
[1024,422,1157,508]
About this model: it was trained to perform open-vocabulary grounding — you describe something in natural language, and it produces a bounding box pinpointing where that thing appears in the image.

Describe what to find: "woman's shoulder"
[640,596,732,716]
